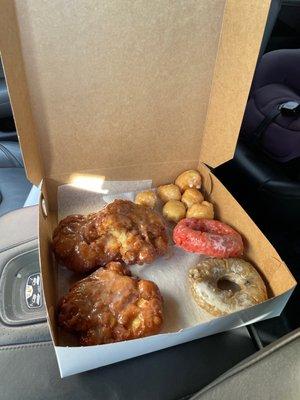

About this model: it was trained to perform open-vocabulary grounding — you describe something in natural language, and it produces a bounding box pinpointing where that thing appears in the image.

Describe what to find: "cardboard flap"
[0,0,270,183]
[201,0,271,166]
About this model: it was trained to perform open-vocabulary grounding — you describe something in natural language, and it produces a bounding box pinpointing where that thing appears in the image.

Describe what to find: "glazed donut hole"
[175,170,202,193]
[157,184,181,203]
[181,188,204,209]
[135,190,158,209]
[186,201,214,219]
[163,200,186,223]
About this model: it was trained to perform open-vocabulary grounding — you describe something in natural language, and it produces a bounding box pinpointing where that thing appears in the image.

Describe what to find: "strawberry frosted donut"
[173,218,243,258]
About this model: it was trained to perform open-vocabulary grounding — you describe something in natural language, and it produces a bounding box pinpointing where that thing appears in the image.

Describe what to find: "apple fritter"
[52,199,168,273]
[58,262,164,345]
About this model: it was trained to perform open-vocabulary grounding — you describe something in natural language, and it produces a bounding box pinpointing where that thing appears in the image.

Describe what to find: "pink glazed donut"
[173,218,244,258]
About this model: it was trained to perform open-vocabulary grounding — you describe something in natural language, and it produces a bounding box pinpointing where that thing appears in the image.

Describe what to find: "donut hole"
[217,278,241,294]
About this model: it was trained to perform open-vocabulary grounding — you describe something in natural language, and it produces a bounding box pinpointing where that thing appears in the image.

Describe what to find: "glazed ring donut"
[173,218,243,258]
[189,258,268,316]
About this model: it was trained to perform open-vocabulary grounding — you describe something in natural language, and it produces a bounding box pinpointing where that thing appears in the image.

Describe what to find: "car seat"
[191,328,300,400]
[240,49,300,166]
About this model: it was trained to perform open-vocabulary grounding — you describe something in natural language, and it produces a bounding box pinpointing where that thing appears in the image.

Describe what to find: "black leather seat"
[0,72,11,119]
[234,142,300,225]
[0,58,18,141]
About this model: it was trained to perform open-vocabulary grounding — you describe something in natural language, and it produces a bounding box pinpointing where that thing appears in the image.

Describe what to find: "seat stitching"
[0,236,37,254]
[0,342,53,352]
[0,143,12,164]
[0,143,22,167]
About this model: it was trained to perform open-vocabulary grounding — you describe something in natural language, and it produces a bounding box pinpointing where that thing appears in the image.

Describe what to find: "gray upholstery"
[0,141,31,216]
[0,330,256,400]
[0,141,23,167]
[192,328,300,400]
[0,205,38,252]
[0,168,31,216]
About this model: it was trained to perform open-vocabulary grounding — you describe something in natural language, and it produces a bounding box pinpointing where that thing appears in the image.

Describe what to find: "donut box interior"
[0,0,296,377]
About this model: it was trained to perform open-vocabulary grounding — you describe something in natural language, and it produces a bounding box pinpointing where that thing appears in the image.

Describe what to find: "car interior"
[0,1,299,399]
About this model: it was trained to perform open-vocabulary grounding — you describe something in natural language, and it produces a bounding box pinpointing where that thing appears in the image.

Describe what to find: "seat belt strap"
[249,101,300,147]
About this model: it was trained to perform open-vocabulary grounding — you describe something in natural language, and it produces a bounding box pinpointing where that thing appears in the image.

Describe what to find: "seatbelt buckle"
[279,101,300,116]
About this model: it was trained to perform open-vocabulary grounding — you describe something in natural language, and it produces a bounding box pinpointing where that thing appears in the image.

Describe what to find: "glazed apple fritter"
[52,199,168,273]
[58,262,164,345]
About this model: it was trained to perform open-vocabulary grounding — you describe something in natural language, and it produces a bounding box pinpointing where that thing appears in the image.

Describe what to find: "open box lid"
[0,0,270,186]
